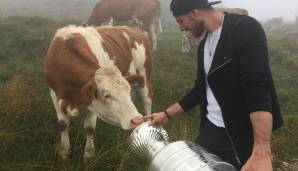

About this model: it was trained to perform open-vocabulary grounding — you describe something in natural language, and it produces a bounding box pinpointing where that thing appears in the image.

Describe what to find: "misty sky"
[219,0,298,21]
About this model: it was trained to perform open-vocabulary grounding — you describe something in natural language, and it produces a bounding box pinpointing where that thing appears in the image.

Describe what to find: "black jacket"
[178,13,283,165]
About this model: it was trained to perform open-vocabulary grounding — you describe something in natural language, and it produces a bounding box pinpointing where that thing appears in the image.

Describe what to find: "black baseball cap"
[170,0,222,17]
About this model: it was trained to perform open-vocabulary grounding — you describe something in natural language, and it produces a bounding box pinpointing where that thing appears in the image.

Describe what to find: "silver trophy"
[129,122,237,171]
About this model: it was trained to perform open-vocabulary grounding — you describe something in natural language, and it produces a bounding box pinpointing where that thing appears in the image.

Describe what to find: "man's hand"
[137,103,183,128]
[241,148,272,171]
[131,115,144,129]
[143,112,169,127]
[241,111,273,171]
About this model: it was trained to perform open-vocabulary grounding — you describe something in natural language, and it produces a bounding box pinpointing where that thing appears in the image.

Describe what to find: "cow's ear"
[125,74,145,88]
[80,79,97,105]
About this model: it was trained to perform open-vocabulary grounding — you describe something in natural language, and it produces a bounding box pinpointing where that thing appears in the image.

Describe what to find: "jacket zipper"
[206,58,242,166]
[208,58,232,76]
[224,128,242,165]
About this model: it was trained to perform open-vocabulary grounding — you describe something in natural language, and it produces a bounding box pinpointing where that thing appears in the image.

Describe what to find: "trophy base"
[149,141,237,171]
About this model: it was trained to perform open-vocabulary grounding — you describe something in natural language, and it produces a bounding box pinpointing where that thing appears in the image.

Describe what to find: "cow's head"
[81,67,142,130]
[86,1,107,26]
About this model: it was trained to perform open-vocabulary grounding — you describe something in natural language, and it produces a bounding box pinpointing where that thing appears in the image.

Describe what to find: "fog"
[212,0,298,21]
[0,0,297,22]
[161,0,298,22]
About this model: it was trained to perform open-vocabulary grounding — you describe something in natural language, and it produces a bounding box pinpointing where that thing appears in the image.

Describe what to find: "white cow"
[44,25,152,163]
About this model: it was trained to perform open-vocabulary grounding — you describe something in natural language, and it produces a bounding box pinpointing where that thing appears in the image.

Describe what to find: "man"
[132,0,283,170]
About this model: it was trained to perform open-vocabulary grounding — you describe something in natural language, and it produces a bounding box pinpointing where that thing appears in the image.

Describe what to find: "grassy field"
[0,16,298,171]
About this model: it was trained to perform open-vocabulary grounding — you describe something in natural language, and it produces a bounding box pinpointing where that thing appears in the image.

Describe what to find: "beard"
[190,20,205,38]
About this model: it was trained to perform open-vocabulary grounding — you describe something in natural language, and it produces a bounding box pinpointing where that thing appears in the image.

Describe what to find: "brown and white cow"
[181,7,249,53]
[44,25,152,163]
[86,0,162,50]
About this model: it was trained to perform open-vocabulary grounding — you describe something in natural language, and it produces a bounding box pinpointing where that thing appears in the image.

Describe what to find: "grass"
[0,16,297,170]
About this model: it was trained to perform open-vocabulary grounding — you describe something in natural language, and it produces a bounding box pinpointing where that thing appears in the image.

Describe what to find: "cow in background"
[218,7,248,16]
[181,7,249,53]
[86,0,162,50]
[44,25,152,163]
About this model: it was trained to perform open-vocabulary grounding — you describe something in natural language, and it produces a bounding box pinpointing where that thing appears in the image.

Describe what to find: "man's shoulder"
[225,13,264,38]
[227,14,261,29]
[226,13,259,29]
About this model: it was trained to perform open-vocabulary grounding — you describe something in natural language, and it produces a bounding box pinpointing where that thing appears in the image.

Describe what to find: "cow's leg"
[138,69,152,115]
[83,112,97,164]
[107,17,114,26]
[50,89,70,160]
[156,17,163,34]
[132,17,143,28]
[130,40,152,115]
[181,33,192,53]
[139,84,152,115]
[149,23,157,50]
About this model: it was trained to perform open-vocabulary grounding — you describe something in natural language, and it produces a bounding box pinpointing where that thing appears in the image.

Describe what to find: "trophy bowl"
[129,122,237,171]
[129,121,170,160]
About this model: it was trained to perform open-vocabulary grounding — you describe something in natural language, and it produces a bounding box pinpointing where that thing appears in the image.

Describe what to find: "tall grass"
[0,16,297,170]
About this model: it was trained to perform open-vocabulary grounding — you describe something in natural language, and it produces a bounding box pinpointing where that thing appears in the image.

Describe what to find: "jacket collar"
[199,12,232,75]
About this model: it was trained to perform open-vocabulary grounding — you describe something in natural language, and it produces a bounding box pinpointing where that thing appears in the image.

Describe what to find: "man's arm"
[241,111,273,171]
[166,102,184,118]
[250,111,273,156]
[235,16,274,171]
[143,102,184,127]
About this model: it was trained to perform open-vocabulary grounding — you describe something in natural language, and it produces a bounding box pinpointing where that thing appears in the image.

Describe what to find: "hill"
[0,15,297,170]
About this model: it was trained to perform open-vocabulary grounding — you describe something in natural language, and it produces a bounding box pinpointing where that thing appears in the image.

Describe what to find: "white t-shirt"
[203,25,225,128]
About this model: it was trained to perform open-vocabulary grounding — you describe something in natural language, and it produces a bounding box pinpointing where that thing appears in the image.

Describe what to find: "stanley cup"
[129,122,237,171]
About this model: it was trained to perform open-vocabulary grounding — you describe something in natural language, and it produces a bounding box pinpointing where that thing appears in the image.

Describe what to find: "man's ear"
[192,9,206,18]
[191,9,200,16]
[188,9,199,20]
[80,78,97,105]
[191,9,198,15]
